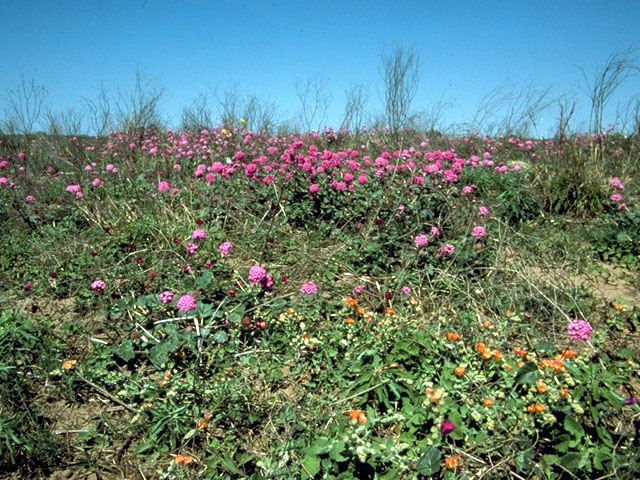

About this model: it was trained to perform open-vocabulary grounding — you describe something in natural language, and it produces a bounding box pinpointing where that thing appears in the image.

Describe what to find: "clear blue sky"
[1,0,639,135]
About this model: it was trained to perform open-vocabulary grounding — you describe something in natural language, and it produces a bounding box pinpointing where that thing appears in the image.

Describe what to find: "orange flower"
[409,296,417,305]
[560,349,577,359]
[482,320,492,328]
[503,363,514,371]
[481,350,493,360]
[356,306,365,316]
[613,303,624,311]
[203,412,213,420]
[536,379,548,394]
[454,366,466,377]
[175,454,194,465]
[385,307,394,315]
[348,409,367,424]
[445,455,462,470]
[527,402,546,413]
[197,420,207,429]
[483,397,494,407]
[446,332,460,341]
[346,297,358,307]
[513,346,527,357]
[345,316,355,325]
[288,307,296,314]
[62,359,76,370]
[559,387,570,397]
[475,342,487,353]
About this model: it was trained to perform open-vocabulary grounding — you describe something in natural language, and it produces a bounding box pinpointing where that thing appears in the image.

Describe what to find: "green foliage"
[0,128,638,478]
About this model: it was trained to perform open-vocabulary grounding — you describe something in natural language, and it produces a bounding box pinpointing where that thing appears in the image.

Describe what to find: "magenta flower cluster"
[91,279,106,292]
[300,281,318,295]
[567,319,592,341]
[176,294,197,312]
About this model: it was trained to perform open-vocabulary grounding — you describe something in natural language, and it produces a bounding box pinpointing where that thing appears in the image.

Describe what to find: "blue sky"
[1,0,639,135]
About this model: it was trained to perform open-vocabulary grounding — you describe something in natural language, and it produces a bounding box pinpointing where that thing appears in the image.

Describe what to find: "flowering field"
[1,126,639,479]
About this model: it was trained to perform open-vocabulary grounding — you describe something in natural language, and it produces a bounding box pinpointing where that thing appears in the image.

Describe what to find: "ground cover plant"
[1,125,639,479]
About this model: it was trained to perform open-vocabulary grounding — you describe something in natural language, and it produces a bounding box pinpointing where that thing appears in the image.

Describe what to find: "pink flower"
[478,206,489,216]
[25,195,35,203]
[401,286,411,295]
[610,193,623,202]
[440,419,455,435]
[609,177,625,190]
[158,181,170,193]
[567,319,592,341]
[192,228,207,240]
[160,291,174,304]
[219,241,234,255]
[430,226,440,237]
[186,242,199,254]
[471,225,486,238]
[176,294,197,312]
[309,183,319,194]
[248,265,267,284]
[170,188,180,195]
[353,284,365,296]
[414,234,429,247]
[438,244,455,257]
[300,281,318,295]
[24,283,32,291]
[66,184,82,193]
[91,280,106,292]
[92,178,101,187]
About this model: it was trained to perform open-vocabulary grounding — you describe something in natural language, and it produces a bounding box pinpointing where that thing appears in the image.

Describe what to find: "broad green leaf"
[416,447,441,475]
[514,361,540,385]
[118,339,135,362]
[301,455,321,478]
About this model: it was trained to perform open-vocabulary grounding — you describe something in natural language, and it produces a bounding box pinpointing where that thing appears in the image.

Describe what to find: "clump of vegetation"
[0,124,638,479]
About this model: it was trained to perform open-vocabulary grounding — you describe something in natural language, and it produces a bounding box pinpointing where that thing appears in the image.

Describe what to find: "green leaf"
[196,271,213,289]
[118,339,135,362]
[534,340,555,353]
[416,447,441,475]
[329,440,347,462]
[301,455,321,478]
[564,415,584,439]
[559,451,583,470]
[213,330,229,344]
[514,361,540,385]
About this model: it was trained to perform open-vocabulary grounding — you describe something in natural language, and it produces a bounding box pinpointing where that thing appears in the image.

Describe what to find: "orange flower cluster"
[454,366,466,377]
[62,359,77,370]
[527,402,546,413]
[475,342,503,361]
[483,397,494,407]
[197,419,207,430]
[536,379,548,394]
[445,455,462,470]
[175,454,194,465]
[348,409,367,424]
[346,297,358,307]
[446,331,460,341]
[425,386,445,406]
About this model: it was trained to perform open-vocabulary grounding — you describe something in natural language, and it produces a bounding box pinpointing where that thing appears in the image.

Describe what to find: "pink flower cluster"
[471,225,486,238]
[219,241,234,255]
[91,279,106,292]
[414,234,429,248]
[567,319,592,341]
[176,294,197,312]
[300,281,318,295]
[192,228,207,240]
[160,291,174,304]
[248,265,267,284]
